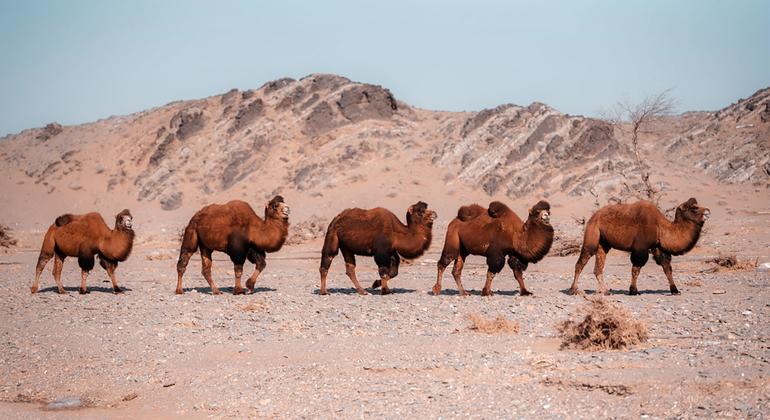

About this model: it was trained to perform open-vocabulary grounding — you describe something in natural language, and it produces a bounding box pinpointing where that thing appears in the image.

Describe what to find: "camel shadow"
[182,286,276,295]
[560,288,677,296]
[36,285,133,294]
[434,289,530,296]
[313,287,416,295]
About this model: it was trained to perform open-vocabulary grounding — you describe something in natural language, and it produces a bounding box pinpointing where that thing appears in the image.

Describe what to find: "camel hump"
[55,214,74,227]
[457,204,486,221]
[488,201,513,218]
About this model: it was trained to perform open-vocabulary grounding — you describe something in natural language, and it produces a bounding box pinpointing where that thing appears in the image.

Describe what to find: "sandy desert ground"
[1,75,769,418]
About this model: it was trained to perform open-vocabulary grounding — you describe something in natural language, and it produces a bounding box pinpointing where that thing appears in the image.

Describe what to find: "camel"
[569,198,709,296]
[432,201,553,296]
[175,196,289,295]
[319,201,437,295]
[31,209,134,294]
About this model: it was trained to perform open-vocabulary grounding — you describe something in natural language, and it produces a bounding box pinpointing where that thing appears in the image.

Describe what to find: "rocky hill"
[0,74,767,231]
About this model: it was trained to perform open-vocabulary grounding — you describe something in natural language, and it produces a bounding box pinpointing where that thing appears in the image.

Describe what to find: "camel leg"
[481,271,496,297]
[175,249,194,295]
[482,251,505,296]
[509,257,532,296]
[653,249,679,295]
[77,256,95,294]
[433,249,456,296]
[79,270,90,294]
[593,244,610,295]
[569,247,594,295]
[233,264,245,295]
[629,250,649,296]
[319,254,334,296]
[373,252,399,290]
[32,252,53,294]
[451,252,470,296]
[101,259,123,293]
[379,274,391,295]
[52,252,66,294]
[245,249,266,293]
[199,247,221,295]
[342,250,367,295]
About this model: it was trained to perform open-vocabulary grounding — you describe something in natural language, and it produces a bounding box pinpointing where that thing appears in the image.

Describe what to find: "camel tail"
[179,221,199,253]
[35,225,56,270]
[320,216,341,257]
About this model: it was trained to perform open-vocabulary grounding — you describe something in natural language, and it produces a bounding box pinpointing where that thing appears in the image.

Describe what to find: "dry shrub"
[237,300,269,313]
[468,313,520,334]
[0,224,17,248]
[705,254,758,272]
[285,215,327,245]
[558,297,648,350]
[684,279,703,287]
[550,237,581,257]
[145,251,174,261]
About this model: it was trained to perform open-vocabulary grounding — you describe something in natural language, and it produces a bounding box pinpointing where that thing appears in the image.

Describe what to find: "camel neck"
[658,214,701,255]
[513,219,553,263]
[394,223,432,259]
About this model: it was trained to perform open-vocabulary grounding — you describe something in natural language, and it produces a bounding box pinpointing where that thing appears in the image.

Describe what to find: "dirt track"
[1,242,768,419]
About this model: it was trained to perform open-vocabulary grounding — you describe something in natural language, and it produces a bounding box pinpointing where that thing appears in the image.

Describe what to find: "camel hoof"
[175,289,184,295]
[567,288,581,296]
[233,287,245,295]
[79,288,89,295]
[481,288,493,297]
[30,286,38,294]
[319,289,329,296]
[459,290,470,297]
[629,287,640,296]
[431,285,442,296]
[371,280,381,289]
[670,286,681,295]
[57,289,67,295]
[357,289,369,296]
[211,289,222,295]
[113,287,124,294]
[520,290,533,297]
[380,288,391,296]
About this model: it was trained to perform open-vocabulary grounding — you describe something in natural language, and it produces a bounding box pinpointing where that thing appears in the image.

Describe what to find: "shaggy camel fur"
[176,196,289,295]
[569,198,709,296]
[32,210,134,294]
[433,201,553,296]
[319,201,437,295]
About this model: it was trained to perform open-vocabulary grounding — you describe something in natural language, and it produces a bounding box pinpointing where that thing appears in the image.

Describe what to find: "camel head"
[528,200,551,226]
[406,201,437,228]
[676,198,710,226]
[115,209,133,231]
[265,195,290,220]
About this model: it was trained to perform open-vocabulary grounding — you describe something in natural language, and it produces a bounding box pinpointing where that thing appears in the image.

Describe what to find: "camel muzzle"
[282,206,291,217]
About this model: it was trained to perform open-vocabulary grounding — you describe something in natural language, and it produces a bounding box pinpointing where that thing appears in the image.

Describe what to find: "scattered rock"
[159,190,183,211]
[36,122,63,141]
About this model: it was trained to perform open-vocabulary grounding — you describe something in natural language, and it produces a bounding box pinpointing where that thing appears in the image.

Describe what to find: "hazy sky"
[1,0,768,136]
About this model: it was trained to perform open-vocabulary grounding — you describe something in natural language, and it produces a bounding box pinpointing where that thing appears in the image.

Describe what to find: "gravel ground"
[1,243,768,419]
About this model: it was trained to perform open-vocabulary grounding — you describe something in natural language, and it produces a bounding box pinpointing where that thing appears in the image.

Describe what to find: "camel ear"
[685,198,698,207]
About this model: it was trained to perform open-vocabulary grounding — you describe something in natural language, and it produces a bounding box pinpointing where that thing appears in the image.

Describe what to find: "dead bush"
[468,313,520,334]
[0,224,18,248]
[558,297,648,350]
[550,237,582,257]
[704,254,758,272]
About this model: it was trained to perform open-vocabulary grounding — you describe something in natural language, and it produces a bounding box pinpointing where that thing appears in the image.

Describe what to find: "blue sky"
[1,0,768,136]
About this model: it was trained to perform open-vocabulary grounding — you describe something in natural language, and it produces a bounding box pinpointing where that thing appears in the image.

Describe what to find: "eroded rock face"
[303,101,338,136]
[336,85,398,122]
[36,123,63,141]
[230,99,264,133]
[170,107,205,140]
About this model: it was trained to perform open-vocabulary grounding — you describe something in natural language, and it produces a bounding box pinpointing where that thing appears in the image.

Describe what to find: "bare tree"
[605,89,676,203]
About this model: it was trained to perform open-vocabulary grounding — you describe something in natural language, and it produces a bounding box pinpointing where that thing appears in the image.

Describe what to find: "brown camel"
[319,201,437,295]
[569,198,709,296]
[176,196,290,295]
[433,201,553,296]
[31,209,134,294]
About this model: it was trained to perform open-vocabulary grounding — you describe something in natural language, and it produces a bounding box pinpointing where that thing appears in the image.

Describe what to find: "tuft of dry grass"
[145,251,174,261]
[704,254,758,272]
[0,224,18,248]
[468,313,520,334]
[237,300,269,313]
[558,297,648,350]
